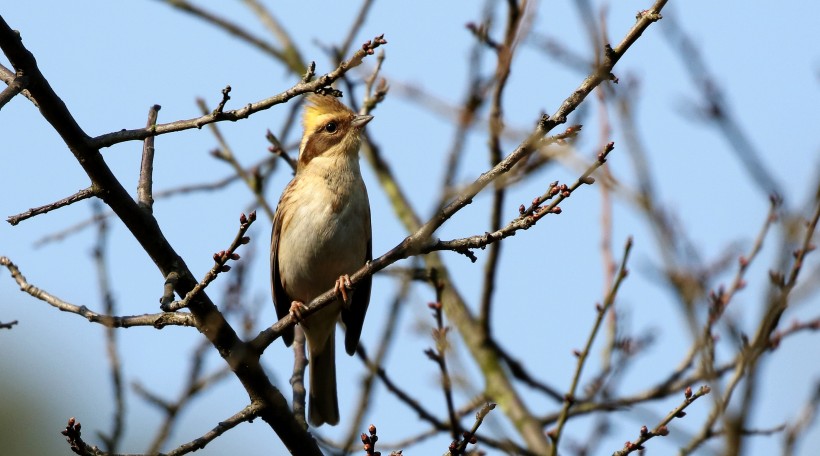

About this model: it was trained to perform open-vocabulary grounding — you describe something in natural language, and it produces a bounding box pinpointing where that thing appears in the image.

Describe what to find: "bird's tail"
[308,334,339,426]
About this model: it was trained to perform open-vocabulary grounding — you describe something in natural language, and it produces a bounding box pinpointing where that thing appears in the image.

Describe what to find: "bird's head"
[298,94,373,169]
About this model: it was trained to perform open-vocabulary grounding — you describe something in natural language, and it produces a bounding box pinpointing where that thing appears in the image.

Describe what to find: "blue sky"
[1,1,818,455]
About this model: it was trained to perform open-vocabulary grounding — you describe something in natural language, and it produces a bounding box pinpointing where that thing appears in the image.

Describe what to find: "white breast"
[277,155,370,304]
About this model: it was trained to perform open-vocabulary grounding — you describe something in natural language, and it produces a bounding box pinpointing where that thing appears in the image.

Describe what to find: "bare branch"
[0,319,18,329]
[549,236,633,454]
[613,386,712,455]
[161,211,256,312]
[89,35,386,149]
[137,105,161,212]
[0,256,194,329]
[0,70,27,109]
[7,186,98,226]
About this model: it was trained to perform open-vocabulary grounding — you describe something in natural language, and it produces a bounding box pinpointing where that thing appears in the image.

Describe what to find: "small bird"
[271,93,373,426]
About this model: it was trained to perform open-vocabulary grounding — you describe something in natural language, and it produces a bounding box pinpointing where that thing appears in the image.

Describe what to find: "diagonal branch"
[88,35,385,149]
[549,236,633,454]
[0,69,27,109]
[7,186,98,226]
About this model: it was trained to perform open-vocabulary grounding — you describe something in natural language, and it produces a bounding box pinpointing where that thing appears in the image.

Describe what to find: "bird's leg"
[289,300,308,322]
[334,274,352,305]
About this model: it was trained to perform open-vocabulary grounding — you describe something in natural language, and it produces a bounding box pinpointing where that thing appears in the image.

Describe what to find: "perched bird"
[271,93,373,426]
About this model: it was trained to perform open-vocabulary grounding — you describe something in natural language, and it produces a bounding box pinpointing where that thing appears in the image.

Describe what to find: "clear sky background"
[1,1,818,455]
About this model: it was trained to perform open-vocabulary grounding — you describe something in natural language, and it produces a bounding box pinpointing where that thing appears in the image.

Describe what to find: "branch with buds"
[161,211,255,312]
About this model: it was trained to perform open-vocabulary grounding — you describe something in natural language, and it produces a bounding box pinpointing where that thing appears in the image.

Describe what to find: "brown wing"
[342,204,372,356]
[271,183,295,347]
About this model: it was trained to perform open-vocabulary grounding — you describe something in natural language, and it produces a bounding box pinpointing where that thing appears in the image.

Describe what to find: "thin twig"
[162,0,299,72]
[7,186,98,226]
[425,273,461,440]
[612,385,711,455]
[782,381,820,456]
[0,62,36,106]
[549,236,633,455]
[479,0,528,337]
[341,267,413,452]
[33,157,281,248]
[662,15,779,197]
[356,345,447,430]
[198,98,275,219]
[290,327,308,429]
[683,193,820,454]
[161,211,256,311]
[0,71,27,109]
[0,256,194,329]
[239,0,306,74]
[338,0,376,59]
[491,341,564,402]
[0,320,18,329]
[427,139,610,259]
[92,202,126,453]
[448,403,497,455]
[89,35,386,149]
[163,403,262,456]
[137,104,161,212]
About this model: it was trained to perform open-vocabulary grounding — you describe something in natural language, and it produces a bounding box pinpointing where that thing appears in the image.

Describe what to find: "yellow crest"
[302,94,354,134]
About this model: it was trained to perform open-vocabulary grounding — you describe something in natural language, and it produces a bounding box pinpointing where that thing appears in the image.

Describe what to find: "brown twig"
[491,341,564,402]
[425,273,461,440]
[613,385,711,455]
[548,236,633,455]
[136,349,233,453]
[662,15,779,197]
[7,186,98,226]
[338,0,377,60]
[0,319,18,329]
[426,139,610,259]
[0,69,27,109]
[356,345,447,430]
[361,424,403,456]
[447,402,496,455]
[137,105,161,212]
[32,156,281,248]
[290,327,308,429]
[782,381,820,456]
[88,35,386,149]
[266,129,297,173]
[479,0,528,337]
[161,211,256,312]
[91,202,126,453]
[434,4,493,216]
[162,0,303,74]
[0,62,36,106]
[341,267,413,452]
[239,0,306,74]
[197,98,275,219]
[0,256,194,329]
[163,403,262,456]
[683,193,820,454]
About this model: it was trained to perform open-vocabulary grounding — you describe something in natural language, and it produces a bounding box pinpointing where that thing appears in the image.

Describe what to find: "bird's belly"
[278,188,368,304]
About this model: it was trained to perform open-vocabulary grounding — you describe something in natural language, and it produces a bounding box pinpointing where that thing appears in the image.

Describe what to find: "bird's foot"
[334,274,352,305]
[289,301,308,322]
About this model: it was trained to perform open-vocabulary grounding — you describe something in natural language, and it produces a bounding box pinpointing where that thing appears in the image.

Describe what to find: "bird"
[270,93,373,427]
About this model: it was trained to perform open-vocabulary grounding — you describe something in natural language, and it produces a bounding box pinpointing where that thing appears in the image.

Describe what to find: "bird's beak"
[351,115,374,129]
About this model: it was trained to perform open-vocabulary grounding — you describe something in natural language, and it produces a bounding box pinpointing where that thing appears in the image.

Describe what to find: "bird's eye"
[324,121,338,133]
